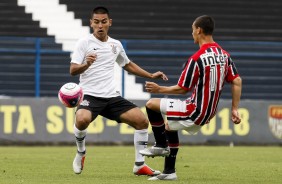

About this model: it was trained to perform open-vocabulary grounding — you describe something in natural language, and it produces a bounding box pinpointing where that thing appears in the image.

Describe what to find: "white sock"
[134,129,148,163]
[73,124,87,153]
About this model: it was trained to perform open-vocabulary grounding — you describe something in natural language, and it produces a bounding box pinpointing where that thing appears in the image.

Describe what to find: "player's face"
[90,13,112,41]
[192,22,199,44]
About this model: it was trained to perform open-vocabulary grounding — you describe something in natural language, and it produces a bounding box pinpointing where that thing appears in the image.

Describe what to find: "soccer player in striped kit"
[70,7,168,176]
[140,15,242,180]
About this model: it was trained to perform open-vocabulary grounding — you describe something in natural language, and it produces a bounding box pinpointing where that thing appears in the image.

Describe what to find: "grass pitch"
[0,146,281,184]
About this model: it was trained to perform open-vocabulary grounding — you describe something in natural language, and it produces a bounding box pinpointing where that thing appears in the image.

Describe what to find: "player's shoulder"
[214,42,231,57]
[76,34,92,45]
[221,48,231,57]
[107,36,123,46]
[190,49,203,61]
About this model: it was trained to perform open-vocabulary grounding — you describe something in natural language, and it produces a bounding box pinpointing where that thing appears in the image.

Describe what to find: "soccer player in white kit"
[70,6,168,176]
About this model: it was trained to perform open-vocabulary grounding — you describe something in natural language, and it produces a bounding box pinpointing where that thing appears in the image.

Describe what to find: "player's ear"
[197,27,201,34]
[109,19,112,26]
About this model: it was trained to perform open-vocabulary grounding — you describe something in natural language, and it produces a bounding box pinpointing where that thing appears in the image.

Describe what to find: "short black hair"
[194,15,215,35]
[91,6,110,18]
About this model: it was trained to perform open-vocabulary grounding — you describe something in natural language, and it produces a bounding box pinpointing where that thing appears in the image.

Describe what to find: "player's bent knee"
[146,98,160,111]
[132,117,149,130]
[146,99,155,110]
[75,110,92,130]
[134,121,149,130]
[75,118,91,130]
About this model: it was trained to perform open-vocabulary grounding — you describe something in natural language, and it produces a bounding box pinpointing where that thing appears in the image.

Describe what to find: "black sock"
[146,107,167,147]
[163,131,179,174]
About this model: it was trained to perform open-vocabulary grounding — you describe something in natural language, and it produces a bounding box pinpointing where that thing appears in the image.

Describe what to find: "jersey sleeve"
[178,58,199,90]
[225,57,239,83]
[116,41,130,67]
[71,38,87,64]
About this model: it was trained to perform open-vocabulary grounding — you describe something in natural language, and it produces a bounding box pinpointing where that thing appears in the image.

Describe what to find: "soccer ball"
[58,82,84,108]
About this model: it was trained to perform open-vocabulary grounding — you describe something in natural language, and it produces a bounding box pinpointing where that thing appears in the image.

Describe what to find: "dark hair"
[194,15,215,35]
[91,6,110,18]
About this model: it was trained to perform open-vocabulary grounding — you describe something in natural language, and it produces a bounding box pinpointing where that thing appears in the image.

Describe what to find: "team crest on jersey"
[111,44,117,54]
[80,100,90,106]
[268,105,282,139]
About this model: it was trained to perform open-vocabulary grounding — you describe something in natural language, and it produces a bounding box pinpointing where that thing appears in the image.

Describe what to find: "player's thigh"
[119,107,149,129]
[161,98,201,134]
[75,95,107,129]
[160,98,187,114]
[100,96,144,125]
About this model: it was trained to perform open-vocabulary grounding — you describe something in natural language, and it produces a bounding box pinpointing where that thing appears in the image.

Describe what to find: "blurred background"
[0,0,281,145]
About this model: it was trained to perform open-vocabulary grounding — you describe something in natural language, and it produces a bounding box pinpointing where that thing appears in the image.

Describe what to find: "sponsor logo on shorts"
[268,105,282,139]
[80,100,90,106]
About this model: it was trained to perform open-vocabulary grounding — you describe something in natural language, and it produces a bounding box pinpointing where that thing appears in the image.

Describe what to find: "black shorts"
[76,95,137,123]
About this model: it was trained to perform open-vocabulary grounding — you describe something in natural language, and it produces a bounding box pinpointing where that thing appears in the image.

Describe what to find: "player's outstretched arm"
[123,61,168,81]
[231,76,242,124]
[145,81,187,95]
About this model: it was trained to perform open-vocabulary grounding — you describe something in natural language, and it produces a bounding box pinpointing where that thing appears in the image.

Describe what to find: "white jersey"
[71,34,130,97]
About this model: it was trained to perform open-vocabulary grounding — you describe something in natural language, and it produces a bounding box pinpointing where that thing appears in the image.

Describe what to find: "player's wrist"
[84,62,91,68]
[231,107,238,112]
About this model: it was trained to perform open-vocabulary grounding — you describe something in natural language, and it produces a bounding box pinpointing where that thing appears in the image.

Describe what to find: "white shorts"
[160,98,201,135]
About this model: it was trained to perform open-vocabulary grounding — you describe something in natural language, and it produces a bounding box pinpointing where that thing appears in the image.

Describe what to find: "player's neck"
[198,36,214,47]
[93,33,108,42]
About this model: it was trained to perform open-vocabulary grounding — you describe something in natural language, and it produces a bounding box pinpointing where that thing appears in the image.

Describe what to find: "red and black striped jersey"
[178,42,239,125]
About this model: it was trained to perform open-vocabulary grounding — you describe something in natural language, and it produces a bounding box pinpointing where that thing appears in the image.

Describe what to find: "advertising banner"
[0,98,281,145]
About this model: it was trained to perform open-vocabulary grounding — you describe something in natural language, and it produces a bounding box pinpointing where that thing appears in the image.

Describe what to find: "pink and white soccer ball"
[58,82,84,108]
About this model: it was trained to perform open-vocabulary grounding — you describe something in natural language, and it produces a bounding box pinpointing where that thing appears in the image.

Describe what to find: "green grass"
[0,146,281,184]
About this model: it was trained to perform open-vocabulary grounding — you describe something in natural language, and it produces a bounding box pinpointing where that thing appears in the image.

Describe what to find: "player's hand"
[145,81,160,93]
[85,53,97,67]
[231,109,241,124]
[151,71,168,81]
[165,121,171,131]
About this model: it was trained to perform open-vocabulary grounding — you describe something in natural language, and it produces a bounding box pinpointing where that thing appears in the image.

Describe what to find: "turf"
[0,146,281,184]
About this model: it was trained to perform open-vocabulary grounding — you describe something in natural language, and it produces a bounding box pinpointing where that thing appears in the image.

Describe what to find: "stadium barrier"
[0,97,281,145]
[1,36,282,99]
